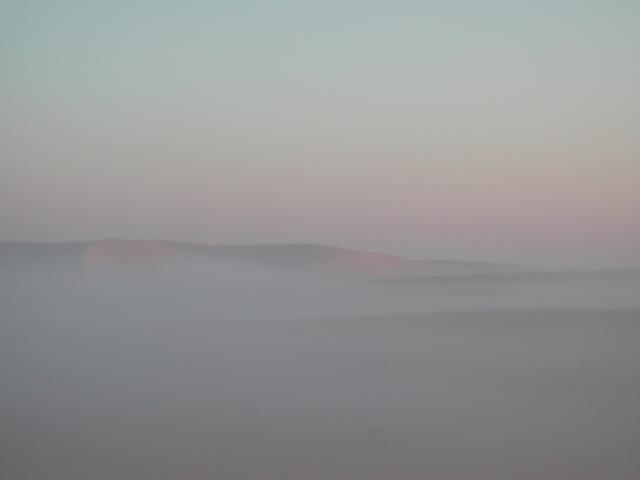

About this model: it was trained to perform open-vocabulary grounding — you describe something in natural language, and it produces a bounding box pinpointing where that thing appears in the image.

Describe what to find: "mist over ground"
[3,244,640,480]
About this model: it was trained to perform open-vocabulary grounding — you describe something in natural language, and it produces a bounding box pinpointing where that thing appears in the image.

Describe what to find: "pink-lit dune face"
[327,252,420,277]
[222,244,426,277]
[83,239,176,271]
[82,240,424,277]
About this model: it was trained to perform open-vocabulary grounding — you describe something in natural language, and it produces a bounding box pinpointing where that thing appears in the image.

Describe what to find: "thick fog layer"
[3,259,640,480]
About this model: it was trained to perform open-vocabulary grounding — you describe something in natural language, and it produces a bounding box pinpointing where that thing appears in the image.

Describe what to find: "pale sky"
[2,1,639,267]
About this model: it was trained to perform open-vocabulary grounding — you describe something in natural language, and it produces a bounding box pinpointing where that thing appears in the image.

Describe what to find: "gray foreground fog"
[3,262,640,480]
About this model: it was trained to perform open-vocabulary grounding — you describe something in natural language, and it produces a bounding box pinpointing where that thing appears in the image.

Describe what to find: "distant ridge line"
[1,238,529,276]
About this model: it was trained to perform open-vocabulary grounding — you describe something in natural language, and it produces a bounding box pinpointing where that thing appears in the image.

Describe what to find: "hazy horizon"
[2,236,640,271]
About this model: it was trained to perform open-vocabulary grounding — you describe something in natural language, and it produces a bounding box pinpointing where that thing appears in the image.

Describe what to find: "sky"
[2,0,639,267]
